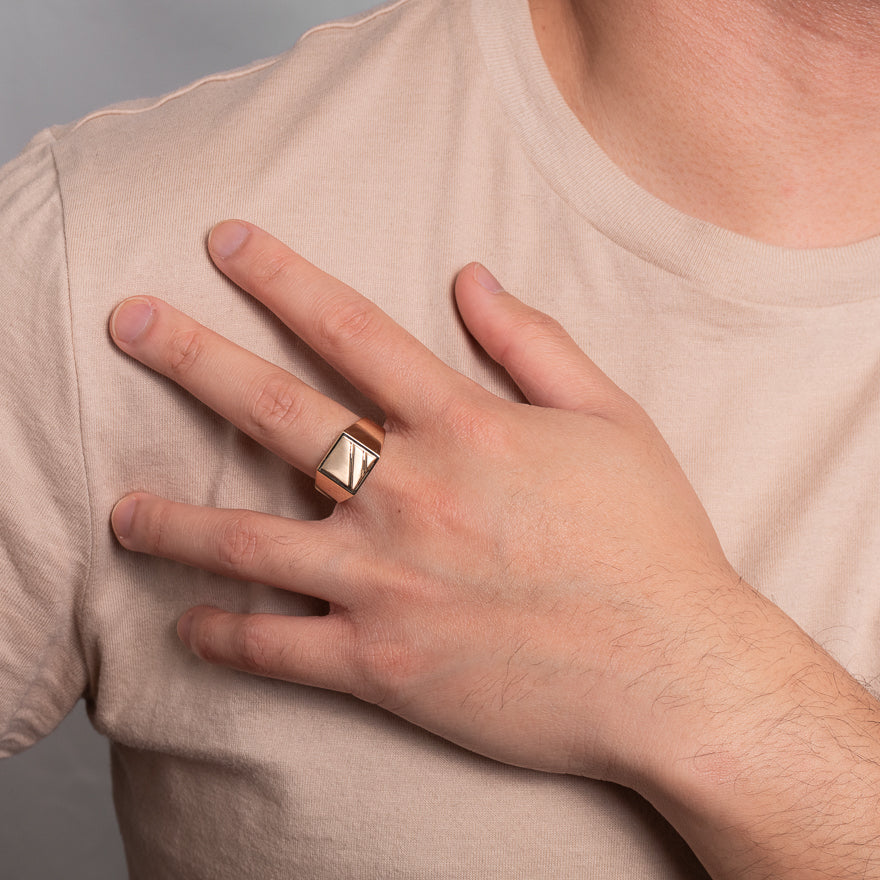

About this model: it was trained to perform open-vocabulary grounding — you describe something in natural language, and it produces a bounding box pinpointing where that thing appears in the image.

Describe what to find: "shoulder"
[2,0,483,362]
[12,0,482,297]
[43,0,468,180]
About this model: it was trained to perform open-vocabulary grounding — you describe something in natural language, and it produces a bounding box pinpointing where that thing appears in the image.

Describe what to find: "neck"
[530,0,880,247]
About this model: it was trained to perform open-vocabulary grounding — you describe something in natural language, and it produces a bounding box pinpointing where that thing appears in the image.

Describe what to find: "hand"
[109,222,880,879]
[109,221,746,786]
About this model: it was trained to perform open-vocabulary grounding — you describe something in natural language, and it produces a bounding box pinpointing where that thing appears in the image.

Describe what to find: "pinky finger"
[178,606,358,694]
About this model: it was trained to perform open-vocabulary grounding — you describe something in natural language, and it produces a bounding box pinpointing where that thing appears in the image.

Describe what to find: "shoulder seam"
[66,0,415,136]
[68,56,281,135]
[298,0,413,40]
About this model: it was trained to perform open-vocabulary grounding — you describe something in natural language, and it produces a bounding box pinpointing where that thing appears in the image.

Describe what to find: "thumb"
[455,263,629,412]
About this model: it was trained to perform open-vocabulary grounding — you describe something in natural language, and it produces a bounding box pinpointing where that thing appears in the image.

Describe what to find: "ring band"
[315,418,385,503]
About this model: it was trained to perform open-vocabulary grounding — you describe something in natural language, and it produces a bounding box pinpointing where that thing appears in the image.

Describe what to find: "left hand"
[109,220,750,788]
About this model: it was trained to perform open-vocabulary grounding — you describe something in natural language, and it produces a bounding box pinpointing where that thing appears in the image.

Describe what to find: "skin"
[108,1,880,876]
[109,222,880,880]
[530,0,880,247]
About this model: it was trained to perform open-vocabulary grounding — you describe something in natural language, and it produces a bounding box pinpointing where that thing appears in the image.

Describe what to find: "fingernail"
[111,496,137,540]
[111,298,153,344]
[177,611,194,648]
[473,263,504,293]
[209,221,250,259]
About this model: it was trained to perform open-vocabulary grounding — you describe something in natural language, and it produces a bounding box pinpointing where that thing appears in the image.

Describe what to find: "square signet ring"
[315,418,385,503]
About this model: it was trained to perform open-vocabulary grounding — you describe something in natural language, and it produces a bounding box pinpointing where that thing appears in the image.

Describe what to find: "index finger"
[208,220,466,423]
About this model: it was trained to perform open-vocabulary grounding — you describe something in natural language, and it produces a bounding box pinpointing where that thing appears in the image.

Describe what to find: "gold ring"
[315,418,385,503]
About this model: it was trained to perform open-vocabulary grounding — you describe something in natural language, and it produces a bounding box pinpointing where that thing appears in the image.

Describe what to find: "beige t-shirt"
[3,0,880,876]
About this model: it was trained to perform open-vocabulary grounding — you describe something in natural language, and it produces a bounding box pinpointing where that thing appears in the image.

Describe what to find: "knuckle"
[524,308,569,339]
[349,628,416,708]
[313,294,379,351]
[414,476,470,534]
[248,373,306,437]
[589,385,645,423]
[439,396,512,453]
[143,501,173,557]
[165,328,206,377]
[234,617,275,675]
[501,310,568,359]
[216,515,262,573]
[191,617,222,664]
[250,250,294,288]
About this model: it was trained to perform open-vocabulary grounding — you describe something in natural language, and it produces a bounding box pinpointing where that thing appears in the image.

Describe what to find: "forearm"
[637,584,880,880]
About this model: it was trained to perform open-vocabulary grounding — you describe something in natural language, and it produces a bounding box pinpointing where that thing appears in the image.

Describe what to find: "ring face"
[315,419,384,502]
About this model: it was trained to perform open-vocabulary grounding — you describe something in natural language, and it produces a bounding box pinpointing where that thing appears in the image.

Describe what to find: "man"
[2,0,879,877]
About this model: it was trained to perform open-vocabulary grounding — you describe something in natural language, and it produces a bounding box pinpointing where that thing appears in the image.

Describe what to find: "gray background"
[0,1,377,876]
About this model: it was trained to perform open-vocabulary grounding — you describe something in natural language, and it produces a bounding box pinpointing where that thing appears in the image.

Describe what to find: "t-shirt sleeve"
[0,132,91,757]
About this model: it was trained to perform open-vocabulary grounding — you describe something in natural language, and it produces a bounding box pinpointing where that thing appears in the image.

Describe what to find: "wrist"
[630,585,880,879]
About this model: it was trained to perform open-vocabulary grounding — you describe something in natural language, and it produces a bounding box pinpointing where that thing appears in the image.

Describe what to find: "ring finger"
[109,296,359,476]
